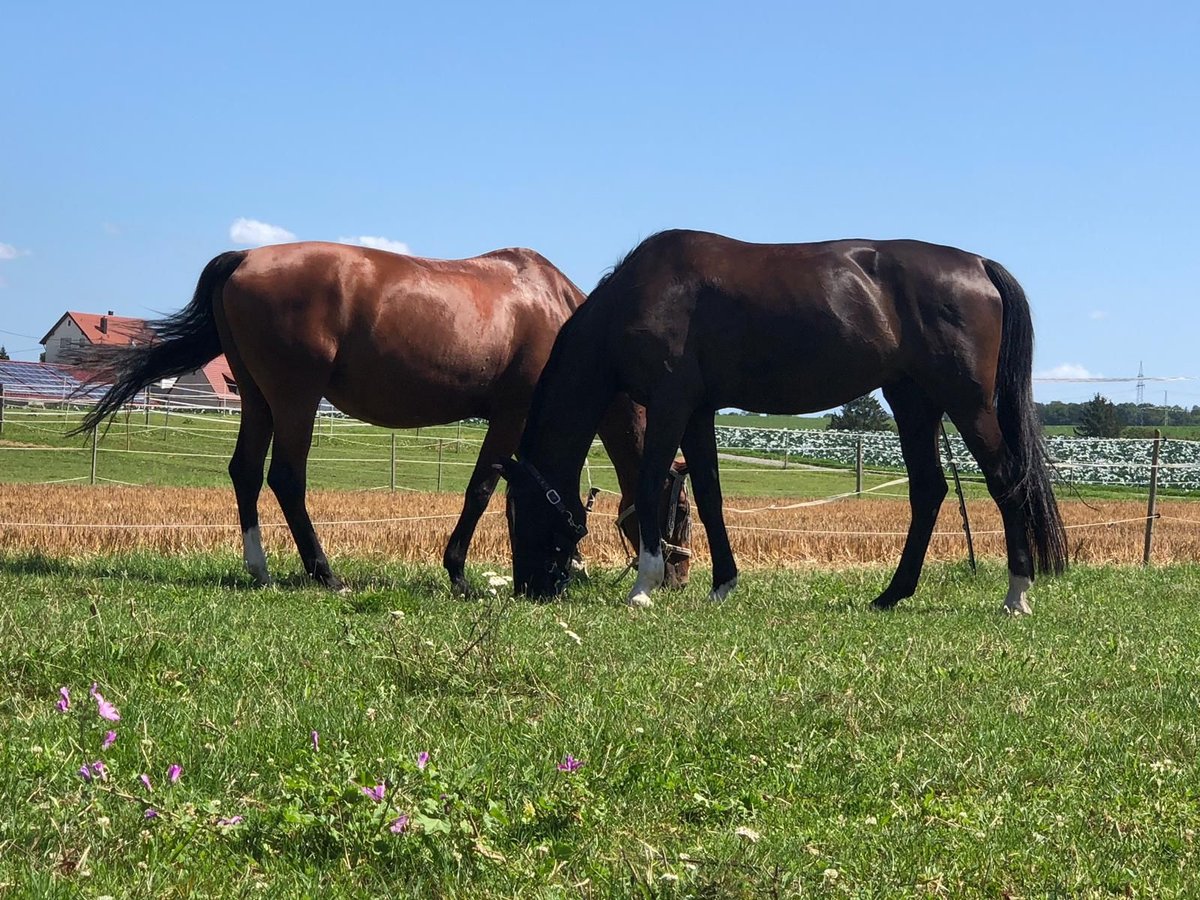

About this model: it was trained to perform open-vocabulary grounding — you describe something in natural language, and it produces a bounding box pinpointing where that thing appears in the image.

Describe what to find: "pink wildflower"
[417,751,429,771]
[56,687,70,713]
[93,690,120,722]
[217,815,244,826]
[167,764,182,784]
[88,760,107,781]
[101,730,117,751]
[311,730,320,752]
[360,782,386,803]
[389,814,409,834]
[78,764,93,783]
[557,754,583,773]
[144,808,158,820]
[139,773,153,792]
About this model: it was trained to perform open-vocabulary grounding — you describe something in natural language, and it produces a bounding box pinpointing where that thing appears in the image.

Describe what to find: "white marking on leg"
[1003,573,1032,616]
[242,526,271,586]
[625,541,664,608]
[708,575,738,603]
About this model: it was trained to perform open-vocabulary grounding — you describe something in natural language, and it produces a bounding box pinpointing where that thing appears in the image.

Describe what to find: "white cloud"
[0,242,30,260]
[339,235,410,255]
[1088,310,1109,320]
[1036,363,1101,381]
[229,217,297,247]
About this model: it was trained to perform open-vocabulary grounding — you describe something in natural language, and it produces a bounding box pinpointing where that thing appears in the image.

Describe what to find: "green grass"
[715,413,831,430]
[4,553,1200,897]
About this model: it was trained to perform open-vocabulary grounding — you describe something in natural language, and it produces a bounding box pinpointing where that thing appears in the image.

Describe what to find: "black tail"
[985,258,1068,576]
[71,251,246,435]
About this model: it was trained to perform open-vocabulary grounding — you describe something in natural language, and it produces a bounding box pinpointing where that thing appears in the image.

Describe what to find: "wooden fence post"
[0,383,5,436]
[940,423,976,573]
[90,424,98,485]
[1143,429,1162,566]
[390,432,396,492]
[436,440,444,492]
[855,436,863,494]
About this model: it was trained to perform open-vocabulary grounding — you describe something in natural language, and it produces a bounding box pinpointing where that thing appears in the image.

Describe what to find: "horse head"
[496,459,589,597]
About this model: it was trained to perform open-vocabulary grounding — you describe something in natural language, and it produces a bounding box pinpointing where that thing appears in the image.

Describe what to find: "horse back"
[595,230,1003,413]
[215,242,583,426]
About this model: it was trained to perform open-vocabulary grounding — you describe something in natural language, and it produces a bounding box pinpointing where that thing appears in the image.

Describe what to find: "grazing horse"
[74,242,691,592]
[502,229,1067,613]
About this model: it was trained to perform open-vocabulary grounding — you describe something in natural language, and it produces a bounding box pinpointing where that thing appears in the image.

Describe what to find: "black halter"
[517,460,588,540]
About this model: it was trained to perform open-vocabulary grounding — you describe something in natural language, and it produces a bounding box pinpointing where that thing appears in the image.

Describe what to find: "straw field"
[3,483,1198,570]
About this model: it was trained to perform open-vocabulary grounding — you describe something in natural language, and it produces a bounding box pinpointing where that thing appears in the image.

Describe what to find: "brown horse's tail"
[71,251,247,435]
[985,258,1068,576]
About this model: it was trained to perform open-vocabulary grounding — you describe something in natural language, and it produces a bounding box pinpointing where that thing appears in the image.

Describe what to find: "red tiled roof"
[198,356,239,399]
[40,311,156,347]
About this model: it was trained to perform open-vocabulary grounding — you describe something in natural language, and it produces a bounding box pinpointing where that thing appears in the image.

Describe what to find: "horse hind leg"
[872,382,947,610]
[228,389,274,586]
[950,404,1035,615]
[442,413,524,594]
[266,398,344,591]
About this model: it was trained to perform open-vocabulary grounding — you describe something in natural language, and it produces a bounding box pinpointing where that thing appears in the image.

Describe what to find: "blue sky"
[1,1,1197,408]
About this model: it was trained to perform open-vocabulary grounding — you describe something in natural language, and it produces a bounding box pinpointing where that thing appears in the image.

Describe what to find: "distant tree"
[828,394,892,432]
[1074,393,1123,438]
[0,345,8,360]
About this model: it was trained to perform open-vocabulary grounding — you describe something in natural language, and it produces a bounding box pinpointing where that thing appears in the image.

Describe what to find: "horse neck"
[519,324,615,494]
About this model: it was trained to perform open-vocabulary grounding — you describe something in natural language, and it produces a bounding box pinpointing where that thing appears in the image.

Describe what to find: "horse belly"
[323,345,513,429]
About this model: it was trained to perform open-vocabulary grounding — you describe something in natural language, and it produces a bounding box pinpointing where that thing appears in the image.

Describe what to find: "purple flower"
[167,764,182,784]
[139,773,153,793]
[56,686,71,713]
[217,815,244,826]
[557,754,583,773]
[144,808,158,820]
[93,691,121,722]
[416,751,429,771]
[79,764,93,783]
[101,730,117,751]
[360,782,386,803]
[310,730,320,752]
[389,814,409,834]
[88,760,107,781]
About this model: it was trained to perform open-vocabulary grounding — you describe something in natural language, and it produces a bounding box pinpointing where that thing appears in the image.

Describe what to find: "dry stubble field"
[3,483,1199,569]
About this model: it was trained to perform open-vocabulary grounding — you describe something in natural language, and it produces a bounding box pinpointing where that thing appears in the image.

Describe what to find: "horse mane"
[592,230,673,293]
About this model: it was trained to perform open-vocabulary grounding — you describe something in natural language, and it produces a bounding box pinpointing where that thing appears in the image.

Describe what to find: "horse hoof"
[626,592,654,609]
[708,576,738,603]
[870,595,900,611]
[1003,598,1033,616]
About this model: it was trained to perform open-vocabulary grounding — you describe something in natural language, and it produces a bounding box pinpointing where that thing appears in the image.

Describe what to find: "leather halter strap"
[518,459,588,540]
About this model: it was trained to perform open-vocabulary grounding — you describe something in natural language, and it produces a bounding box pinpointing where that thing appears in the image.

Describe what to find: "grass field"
[5,407,1200,896]
[4,553,1200,897]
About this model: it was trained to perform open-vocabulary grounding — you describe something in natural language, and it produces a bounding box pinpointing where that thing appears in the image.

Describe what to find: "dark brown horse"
[503,229,1067,613]
[75,242,691,592]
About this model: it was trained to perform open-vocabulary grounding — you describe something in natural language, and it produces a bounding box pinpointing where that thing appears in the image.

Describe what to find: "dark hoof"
[449,575,475,598]
[313,571,346,592]
[870,593,901,611]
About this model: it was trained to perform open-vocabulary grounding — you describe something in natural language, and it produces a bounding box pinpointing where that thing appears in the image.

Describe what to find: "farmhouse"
[40,310,154,364]
[39,310,241,411]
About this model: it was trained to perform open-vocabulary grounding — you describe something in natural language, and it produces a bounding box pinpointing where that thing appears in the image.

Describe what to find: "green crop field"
[3,554,1200,897]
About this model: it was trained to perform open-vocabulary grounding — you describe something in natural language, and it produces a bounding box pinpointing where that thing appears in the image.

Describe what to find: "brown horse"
[75,242,691,593]
[503,229,1067,613]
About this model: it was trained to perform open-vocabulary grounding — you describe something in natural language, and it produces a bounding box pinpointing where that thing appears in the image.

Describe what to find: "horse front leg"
[680,410,738,601]
[626,405,689,608]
